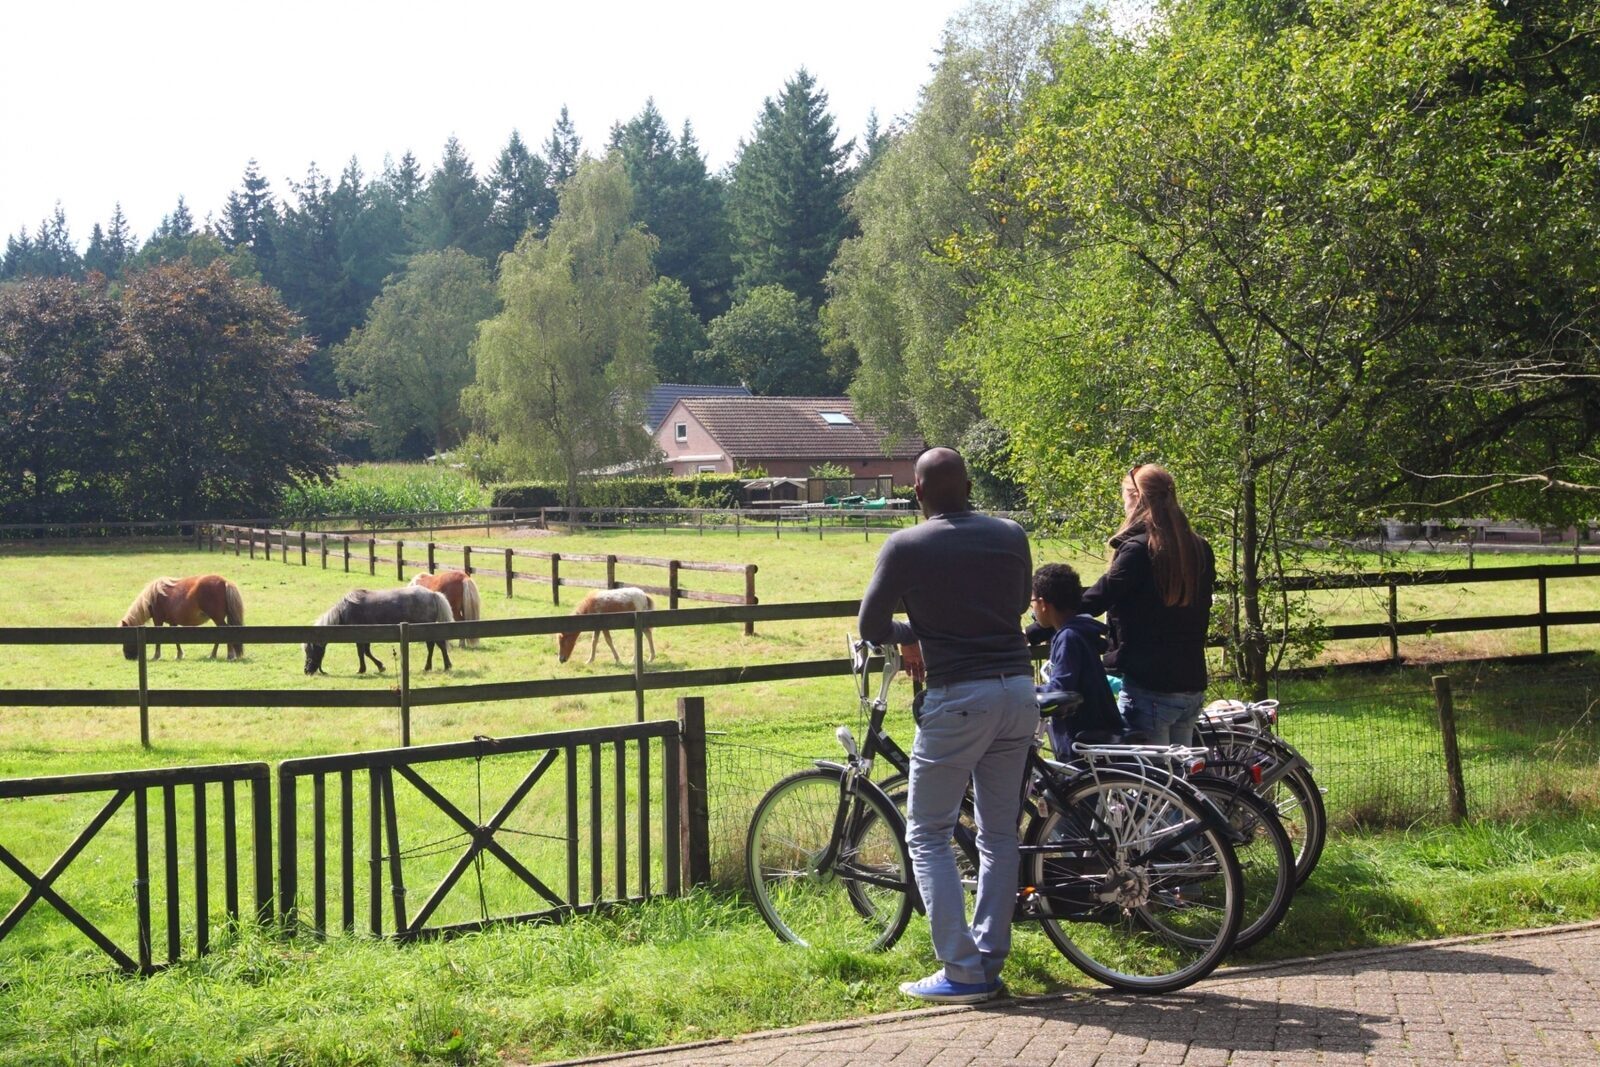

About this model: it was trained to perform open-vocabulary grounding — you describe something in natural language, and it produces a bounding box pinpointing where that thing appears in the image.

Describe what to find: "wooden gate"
[0,763,272,972]
[277,722,684,941]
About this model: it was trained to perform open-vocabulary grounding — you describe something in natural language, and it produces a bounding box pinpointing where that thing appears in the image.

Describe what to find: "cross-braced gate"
[277,722,683,940]
[0,763,272,972]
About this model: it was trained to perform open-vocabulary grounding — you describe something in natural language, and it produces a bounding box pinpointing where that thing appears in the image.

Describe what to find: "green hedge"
[490,475,745,511]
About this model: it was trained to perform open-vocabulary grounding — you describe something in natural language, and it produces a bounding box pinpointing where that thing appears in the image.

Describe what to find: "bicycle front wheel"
[745,768,914,953]
[1026,774,1243,993]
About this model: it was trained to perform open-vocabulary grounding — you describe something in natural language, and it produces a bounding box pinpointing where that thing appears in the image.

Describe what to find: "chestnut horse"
[410,570,482,648]
[557,587,657,664]
[120,575,245,660]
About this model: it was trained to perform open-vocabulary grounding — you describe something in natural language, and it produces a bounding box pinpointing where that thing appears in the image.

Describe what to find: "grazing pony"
[410,570,483,648]
[120,575,245,661]
[303,586,454,675]
[557,586,657,664]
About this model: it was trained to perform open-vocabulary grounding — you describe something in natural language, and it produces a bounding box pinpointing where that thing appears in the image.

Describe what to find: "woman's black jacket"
[1079,525,1215,694]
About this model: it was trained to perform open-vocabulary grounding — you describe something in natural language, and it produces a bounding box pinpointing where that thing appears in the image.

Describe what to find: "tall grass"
[279,465,489,522]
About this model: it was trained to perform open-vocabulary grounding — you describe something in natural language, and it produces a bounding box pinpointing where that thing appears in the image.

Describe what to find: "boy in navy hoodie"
[1031,563,1125,757]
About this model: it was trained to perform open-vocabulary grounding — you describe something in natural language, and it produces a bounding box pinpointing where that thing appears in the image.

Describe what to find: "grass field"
[2,533,1599,1065]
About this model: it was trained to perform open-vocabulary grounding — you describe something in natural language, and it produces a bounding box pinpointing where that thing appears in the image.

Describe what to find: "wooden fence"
[204,522,760,634]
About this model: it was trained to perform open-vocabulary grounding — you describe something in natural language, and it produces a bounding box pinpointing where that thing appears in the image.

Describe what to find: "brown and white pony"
[557,587,657,664]
[120,575,245,660]
[410,570,482,648]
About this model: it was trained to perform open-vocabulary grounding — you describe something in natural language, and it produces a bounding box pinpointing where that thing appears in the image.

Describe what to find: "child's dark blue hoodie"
[1040,615,1125,757]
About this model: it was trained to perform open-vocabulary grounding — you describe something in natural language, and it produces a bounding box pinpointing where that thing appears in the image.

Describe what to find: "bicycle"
[745,641,1246,993]
[1195,698,1327,886]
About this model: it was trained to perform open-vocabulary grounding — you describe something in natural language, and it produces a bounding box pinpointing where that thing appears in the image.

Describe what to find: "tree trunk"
[1239,472,1270,699]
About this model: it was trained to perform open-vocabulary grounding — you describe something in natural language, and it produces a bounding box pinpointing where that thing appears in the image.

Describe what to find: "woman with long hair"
[1079,463,1216,744]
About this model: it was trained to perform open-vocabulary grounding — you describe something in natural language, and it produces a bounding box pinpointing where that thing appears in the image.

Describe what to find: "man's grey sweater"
[857,510,1033,686]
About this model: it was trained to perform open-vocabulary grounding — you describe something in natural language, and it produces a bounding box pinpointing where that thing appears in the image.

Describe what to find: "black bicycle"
[745,642,1246,993]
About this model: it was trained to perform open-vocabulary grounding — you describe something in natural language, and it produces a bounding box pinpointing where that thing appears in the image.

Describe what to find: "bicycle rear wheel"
[1266,765,1326,886]
[745,768,914,953]
[1025,774,1243,993]
[1193,777,1294,950]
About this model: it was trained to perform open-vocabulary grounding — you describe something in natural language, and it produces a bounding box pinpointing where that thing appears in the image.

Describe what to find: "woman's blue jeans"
[1117,682,1205,745]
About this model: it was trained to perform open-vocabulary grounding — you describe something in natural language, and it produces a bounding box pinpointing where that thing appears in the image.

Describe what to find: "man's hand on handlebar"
[899,642,925,684]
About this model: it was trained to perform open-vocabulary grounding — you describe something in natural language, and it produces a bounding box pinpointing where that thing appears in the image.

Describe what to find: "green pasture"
[2,535,1599,1064]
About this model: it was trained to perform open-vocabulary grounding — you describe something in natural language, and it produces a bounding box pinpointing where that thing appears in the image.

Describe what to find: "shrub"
[278,464,488,520]
[490,475,744,511]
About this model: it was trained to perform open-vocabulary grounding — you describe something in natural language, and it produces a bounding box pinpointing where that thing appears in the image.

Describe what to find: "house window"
[697,465,718,474]
[819,411,853,426]
[675,422,688,442]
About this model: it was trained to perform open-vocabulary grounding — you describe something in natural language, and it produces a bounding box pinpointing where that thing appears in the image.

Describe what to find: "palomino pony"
[120,575,245,661]
[303,586,454,675]
[410,570,482,648]
[557,586,657,664]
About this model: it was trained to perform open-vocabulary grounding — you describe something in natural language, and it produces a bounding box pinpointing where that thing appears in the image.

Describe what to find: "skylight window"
[819,411,853,426]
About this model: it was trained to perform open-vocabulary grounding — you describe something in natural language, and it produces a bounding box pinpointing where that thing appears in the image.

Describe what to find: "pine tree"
[544,105,582,188]
[488,129,556,254]
[220,160,280,281]
[413,137,493,259]
[726,69,852,310]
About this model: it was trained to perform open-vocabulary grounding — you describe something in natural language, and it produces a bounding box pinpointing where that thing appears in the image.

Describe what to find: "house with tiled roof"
[642,382,752,433]
[653,396,925,481]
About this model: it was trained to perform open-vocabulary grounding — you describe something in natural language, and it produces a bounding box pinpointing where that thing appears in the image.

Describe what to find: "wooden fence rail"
[204,523,760,633]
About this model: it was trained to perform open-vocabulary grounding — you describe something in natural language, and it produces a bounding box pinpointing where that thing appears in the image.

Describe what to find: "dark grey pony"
[303,586,455,675]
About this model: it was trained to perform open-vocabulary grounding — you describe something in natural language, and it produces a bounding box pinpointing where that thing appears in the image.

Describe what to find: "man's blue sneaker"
[897,971,1003,1004]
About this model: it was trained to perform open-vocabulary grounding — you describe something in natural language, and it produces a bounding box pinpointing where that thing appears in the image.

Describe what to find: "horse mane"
[121,577,176,626]
[312,595,350,628]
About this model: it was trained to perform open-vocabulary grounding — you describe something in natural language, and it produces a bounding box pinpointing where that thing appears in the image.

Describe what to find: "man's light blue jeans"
[905,674,1037,985]
[1118,682,1206,746]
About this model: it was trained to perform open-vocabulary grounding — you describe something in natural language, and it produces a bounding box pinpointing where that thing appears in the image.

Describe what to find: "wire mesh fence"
[701,666,1600,883]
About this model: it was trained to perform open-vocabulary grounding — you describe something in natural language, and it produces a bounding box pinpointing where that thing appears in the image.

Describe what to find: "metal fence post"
[677,696,711,887]
[277,769,298,931]
[1432,674,1469,823]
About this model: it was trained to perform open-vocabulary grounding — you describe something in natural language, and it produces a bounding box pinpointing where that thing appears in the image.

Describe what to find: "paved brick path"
[550,922,1600,1066]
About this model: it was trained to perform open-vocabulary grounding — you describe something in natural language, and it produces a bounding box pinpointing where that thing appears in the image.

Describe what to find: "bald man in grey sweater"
[858,447,1035,1004]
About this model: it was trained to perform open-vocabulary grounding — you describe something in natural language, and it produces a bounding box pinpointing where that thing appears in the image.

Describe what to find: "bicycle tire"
[745,768,914,953]
[1025,771,1243,993]
[1192,776,1295,950]
[1270,765,1327,886]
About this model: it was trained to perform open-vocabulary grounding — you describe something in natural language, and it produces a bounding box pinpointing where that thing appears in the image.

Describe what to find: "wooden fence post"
[743,565,758,637]
[669,560,681,610]
[248,529,256,560]
[1432,674,1468,823]
[136,627,150,749]
[427,542,436,574]
[398,623,411,747]
[551,553,561,605]
[633,619,646,723]
[343,535,350,573]
[299,531,307,566]
[504,548,514,598]
[319,533,328,569]
[1538,573,1550,656]
[606,555,617,589]
[396,541,405,582]
[1387,583,1400,664]
[283,530,291,565]
[234,526,241,557]
[368,538,376,576]
[463,545,472,575]
[677,696,711,887]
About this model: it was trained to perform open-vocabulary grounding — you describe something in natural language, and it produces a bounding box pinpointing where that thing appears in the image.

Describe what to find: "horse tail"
[461,577,482,648]
[432,591,454,625]
[224,580,245,658]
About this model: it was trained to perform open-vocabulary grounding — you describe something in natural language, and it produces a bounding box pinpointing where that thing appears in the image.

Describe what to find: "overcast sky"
[0,0,972,248]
